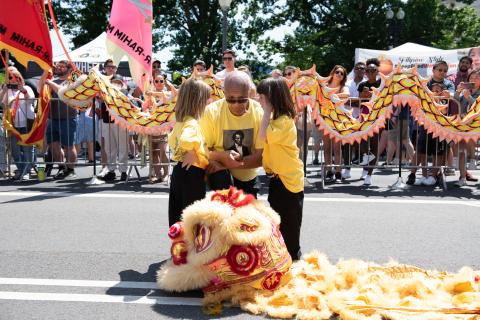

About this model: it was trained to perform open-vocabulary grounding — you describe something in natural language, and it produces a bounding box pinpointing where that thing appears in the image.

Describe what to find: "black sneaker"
[54,168,76,180]
[406,172,416,185]
[99,171,116,182]
[325,171,334,180]
[45,164,53,177]
[335,171,342,182]
[53,168,66,180]
[120,172,128,181]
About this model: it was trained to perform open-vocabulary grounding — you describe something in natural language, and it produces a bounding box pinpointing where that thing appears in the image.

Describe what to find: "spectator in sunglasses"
[346,62,366,118]
[199,71,264,197]
[215,49,237,79]
[283,66,296,81]
[144,73,177,183]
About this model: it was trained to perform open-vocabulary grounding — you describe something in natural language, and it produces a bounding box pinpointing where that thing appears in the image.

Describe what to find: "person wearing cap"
[97,74,130,182]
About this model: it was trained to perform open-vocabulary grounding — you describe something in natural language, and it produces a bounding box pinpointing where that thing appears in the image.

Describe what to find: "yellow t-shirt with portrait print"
[168,116,209,169]
[199,98,264,182]
[263,115,304,193]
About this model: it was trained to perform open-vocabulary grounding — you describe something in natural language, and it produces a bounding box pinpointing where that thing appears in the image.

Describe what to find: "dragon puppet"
[289,65,480,144]
[158,188,480,320]
[57,66,224,135]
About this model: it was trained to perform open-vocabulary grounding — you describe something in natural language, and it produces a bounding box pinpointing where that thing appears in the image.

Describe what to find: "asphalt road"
[0,166,479,319]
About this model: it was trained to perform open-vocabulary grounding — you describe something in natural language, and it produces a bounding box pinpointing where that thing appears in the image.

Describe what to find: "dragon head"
[157,187,292,300]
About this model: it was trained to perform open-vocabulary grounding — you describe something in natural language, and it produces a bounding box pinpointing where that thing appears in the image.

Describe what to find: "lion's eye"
[194,224,213,253]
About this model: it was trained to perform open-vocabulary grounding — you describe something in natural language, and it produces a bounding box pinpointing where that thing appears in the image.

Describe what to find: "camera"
[6,83,18,90]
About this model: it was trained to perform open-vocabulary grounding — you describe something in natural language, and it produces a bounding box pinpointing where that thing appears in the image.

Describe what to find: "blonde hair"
[175,78,211,122]
[7,67,25,86]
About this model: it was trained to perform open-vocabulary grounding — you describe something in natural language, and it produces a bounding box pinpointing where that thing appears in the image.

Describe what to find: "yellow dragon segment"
[58,68,174,135]
[57,67,225,135]
[290,65,480,144]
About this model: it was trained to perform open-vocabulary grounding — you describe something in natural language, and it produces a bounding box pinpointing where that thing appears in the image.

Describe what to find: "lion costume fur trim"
[220,251,480,320]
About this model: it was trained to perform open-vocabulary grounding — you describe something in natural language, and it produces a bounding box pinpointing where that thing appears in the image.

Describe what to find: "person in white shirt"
[345,61,366,119]
[0,67,36,181]
[215,49,237,80]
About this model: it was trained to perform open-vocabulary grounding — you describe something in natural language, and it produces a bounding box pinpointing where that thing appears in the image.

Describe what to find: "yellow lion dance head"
[157,187,292,302]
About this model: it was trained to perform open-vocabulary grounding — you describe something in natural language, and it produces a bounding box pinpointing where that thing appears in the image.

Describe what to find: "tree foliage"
[50,0,112,48]
[243,0,480,75]
[48,0,480,78]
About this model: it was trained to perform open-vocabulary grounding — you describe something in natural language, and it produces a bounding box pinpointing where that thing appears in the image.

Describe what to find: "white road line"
[1,191,479,207]
[0,291,202,306]
[0,278,157,289]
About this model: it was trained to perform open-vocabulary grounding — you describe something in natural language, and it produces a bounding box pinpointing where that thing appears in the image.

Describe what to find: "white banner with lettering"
[355,43,478,77]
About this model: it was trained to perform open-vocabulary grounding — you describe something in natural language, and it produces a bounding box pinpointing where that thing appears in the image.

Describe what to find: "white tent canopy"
[355,42,471,76]
[53,32,128,64]
[53,32,170,73]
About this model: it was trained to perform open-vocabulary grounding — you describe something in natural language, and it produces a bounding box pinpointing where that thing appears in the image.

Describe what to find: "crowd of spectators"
[0,51,479,189]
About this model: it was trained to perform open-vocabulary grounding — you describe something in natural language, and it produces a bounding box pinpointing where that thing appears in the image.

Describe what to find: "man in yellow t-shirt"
[199,71,263,197]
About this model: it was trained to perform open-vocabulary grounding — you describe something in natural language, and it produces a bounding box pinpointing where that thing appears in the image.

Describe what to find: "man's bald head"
[224,71,251,97]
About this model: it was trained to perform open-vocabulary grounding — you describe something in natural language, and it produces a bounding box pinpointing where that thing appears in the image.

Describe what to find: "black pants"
[268,177,303,261]
[168,163,206,226]
[208,169,259,198]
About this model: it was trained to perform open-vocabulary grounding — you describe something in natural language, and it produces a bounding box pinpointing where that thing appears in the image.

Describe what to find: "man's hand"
[463,89,471,100]
[206,159,226,174]
[222,150,244,168]
[442,90,451,99]
[181,150,198,170]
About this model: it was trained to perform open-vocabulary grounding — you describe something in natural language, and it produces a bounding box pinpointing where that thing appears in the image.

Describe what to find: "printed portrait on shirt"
[223,129,253,158]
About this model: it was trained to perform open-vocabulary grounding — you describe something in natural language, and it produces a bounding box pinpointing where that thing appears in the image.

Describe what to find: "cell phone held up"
[462,82,475,90]
[6,83,18,90]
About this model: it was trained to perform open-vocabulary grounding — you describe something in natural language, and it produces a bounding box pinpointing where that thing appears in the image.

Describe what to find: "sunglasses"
[354,67,365,71]
[335,70,345,76]
[366,69,377,73]
[435,68,448,73]
[223,57,233,61]
[155,79,164,84]
[285,72,293,76]
[226,97,248,104]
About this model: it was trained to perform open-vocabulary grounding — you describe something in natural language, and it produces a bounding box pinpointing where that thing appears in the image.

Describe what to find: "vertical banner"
[106,0,152,91]
[0,0,53,146]
[0,0,53,70]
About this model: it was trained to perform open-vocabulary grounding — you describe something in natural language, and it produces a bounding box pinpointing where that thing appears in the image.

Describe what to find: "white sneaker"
[20,174,30,181]
[342,169,351,179]
[98,167,109,178]
[468,160,477,170]
[363,175,372,185]
[360,169,368,180]
[452,157,459,169]
[414,176,427,186]
[422,176,436,186]
[455,178,467,187]
[390,158,399,165]
[359,153,376,166]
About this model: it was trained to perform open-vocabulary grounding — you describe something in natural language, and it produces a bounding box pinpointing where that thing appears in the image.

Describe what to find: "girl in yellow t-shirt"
[257,77,304,261]
[168,78,211,226]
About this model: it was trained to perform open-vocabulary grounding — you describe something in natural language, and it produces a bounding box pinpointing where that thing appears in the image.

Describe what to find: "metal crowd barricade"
[0,97,173,184]
[298,96,479,190]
